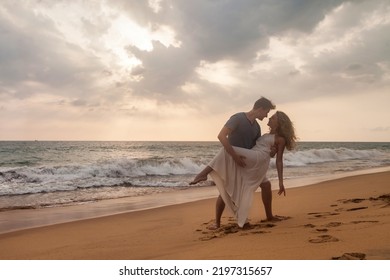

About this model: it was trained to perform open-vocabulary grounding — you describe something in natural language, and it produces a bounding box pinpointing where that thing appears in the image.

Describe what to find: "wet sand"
[0,170,389,260]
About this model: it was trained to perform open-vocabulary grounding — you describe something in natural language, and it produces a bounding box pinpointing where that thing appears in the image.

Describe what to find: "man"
[191,97,277,228]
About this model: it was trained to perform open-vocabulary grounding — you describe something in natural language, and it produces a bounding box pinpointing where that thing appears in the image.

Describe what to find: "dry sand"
[0,171,389,260]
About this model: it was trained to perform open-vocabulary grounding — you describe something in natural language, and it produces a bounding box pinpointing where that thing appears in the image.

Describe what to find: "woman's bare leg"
[260,181,274,220]
[189,166,213,185]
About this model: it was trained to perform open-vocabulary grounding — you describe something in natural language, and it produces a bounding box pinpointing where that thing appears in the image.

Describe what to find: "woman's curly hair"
[275,111,297,151]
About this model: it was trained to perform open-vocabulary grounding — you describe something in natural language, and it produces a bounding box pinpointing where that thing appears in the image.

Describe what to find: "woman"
[190,111,297,228]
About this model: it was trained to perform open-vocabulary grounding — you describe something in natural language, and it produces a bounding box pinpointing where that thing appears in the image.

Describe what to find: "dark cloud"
[346,64,363,71]
[119,0,350,105]
[128,41,198,100]
[0,3,106,102]
[71,99,87,107]
[154,0,344,61]
[130,65,145,76]
[0,0,388,141]
[0,0,388,111]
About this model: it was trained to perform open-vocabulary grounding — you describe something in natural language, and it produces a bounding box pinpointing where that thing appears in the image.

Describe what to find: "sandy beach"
[0,171,389,260]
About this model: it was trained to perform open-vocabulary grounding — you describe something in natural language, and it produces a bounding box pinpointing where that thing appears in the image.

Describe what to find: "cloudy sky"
[0,0,389,141]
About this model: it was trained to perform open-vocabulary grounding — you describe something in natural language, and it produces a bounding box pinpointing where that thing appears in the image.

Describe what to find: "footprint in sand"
[240,230,269,236]
[304,223,316,228]
[197,220,276,241]
[346,206,368,211]
[371,194,390,205]
[303,222,342,233]
[332,252,366,260]
[325,222,343,227]
[309,234,339,243]
[198,224,240,241]
[307,212,340,218]
[340,198,366,204]
[350,220,378,225]
[199,234,217,241]
[197,215,293,241]
[246,223,275,230]
[339,194,390,209]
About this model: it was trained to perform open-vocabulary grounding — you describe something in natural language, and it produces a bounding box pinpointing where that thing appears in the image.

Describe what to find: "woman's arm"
[275,136,286,196]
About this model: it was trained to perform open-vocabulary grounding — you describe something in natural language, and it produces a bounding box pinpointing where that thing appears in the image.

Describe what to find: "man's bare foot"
[261,215,289,222]
[207,224,220,230]
[189,175,207,185]
[242,222,252,229]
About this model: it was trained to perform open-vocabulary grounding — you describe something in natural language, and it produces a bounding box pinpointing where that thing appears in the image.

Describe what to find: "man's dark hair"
[253,97,276,110]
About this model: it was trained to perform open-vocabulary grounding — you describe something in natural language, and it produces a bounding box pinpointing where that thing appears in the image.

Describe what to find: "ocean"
[0,141,389,211]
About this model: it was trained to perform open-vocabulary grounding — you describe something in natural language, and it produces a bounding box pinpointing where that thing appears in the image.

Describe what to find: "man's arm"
[217,126,246,167]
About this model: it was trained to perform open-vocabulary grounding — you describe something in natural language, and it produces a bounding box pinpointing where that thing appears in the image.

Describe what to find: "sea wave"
[281,148,385,167]
[0,148,388,196]
[0,157,203,196]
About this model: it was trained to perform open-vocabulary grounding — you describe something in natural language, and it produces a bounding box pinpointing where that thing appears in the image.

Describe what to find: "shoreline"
[0,166,389,235]
[0,169,389,259]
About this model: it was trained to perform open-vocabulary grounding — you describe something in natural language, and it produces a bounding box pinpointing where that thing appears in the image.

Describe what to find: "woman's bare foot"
[190,166,213,185]
[189,175,207,185]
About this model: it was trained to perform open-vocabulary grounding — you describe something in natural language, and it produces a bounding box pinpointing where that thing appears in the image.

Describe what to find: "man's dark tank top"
[225,112,261,149]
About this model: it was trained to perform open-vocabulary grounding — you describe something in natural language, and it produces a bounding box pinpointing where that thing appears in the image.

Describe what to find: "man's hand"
[234,154,247,167]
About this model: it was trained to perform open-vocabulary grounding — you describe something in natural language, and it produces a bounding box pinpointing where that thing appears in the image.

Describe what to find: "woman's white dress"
[209,134,275,227]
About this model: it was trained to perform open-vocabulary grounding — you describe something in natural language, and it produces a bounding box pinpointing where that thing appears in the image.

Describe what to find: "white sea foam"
[0,141,389,209]
[280,148,384,167]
